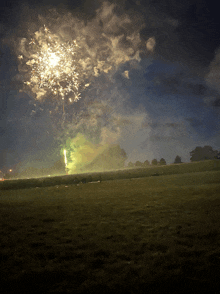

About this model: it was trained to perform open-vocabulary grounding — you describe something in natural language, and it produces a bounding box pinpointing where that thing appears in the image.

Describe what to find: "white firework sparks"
[21,25,83,102]
[16,5,143,106]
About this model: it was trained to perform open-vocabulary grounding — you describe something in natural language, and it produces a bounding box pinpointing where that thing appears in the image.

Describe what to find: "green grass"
[0,167,220,293]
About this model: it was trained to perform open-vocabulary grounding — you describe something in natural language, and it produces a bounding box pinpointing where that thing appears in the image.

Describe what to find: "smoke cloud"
[3,1,154,170]
[10,1,151,101]
[4,0,218,171]
[205,47,220,92]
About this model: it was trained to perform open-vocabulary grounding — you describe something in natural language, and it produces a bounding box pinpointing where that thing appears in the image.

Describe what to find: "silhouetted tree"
[0,170,4,180]
[52,157,66,174]
[128,162,134,168]
[151,159,158,165]
[174,155,182,164]
[214,152,220,159]
[135,161,143,167]
[190,146,218,162]
[4,173,11,180]
[82,144,127,171]
[143,160,150,167]
[20,167,41,178]
[159,158,166,165]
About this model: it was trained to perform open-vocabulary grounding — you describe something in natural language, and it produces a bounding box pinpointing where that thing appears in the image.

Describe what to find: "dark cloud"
[212,98,220,107]
[165,122,180,128]
[160,79,209,97]
[186,83,207,96]
[142,122,181,129]
[149,135,183,142]
[205,47,220,95]
[185,118,202,127]
[143,61,219,106]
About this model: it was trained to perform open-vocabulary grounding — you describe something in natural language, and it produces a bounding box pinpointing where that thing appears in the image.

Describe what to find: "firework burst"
[20,25,88,102]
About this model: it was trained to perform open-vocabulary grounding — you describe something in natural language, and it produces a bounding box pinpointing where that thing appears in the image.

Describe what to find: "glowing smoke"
[14,1,149,104]
[7,2,157,171]
[62,133,107,173]
[2,1,218,172]
[205,47,220,93]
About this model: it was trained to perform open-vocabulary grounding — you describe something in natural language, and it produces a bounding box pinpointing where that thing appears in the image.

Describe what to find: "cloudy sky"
[0,0,220,172]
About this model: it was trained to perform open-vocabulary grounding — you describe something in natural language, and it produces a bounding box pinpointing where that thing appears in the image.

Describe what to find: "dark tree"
[159,158,166,165]
[190,146,218,162]
[135,161,143,167]
[0,170,4,180]
[143,160,150,167]
[107,145,127,168]
[20,167,41,178]
[174,155,182,164]
[151,159,158,165]
[128,162,134,168]
[4,173,11,180]
[214,152,220,159]
[52,157,66,174]
[82,144,127,171]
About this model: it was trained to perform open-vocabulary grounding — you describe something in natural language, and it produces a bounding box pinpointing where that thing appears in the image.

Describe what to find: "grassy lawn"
[0,168,220,293]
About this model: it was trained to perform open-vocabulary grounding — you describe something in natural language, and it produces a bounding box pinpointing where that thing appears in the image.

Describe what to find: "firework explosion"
[18,25,89,102]
[12,2,153,173]
[16,3,147,105]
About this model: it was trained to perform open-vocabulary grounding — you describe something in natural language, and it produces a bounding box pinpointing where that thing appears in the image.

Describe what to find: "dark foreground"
[0,170,220,293]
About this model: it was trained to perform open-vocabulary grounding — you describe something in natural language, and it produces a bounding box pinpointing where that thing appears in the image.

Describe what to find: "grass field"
[0,162,220,293]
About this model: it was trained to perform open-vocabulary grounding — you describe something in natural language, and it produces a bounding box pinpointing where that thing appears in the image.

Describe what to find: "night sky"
[0,0,219,172]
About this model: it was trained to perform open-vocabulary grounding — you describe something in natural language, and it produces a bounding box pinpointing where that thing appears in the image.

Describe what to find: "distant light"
[9,169,12,172]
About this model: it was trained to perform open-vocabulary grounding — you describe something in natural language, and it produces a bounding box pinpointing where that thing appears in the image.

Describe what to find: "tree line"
[3,145,219,179]
[127,146,220,168]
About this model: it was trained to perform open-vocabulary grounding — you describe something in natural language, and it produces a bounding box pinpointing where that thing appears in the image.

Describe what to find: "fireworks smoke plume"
[14,2,149,104]
[5,1,157,172]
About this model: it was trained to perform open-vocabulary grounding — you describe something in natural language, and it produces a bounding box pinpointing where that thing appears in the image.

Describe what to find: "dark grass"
[1,159,219,190]
[0,168,220,293]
